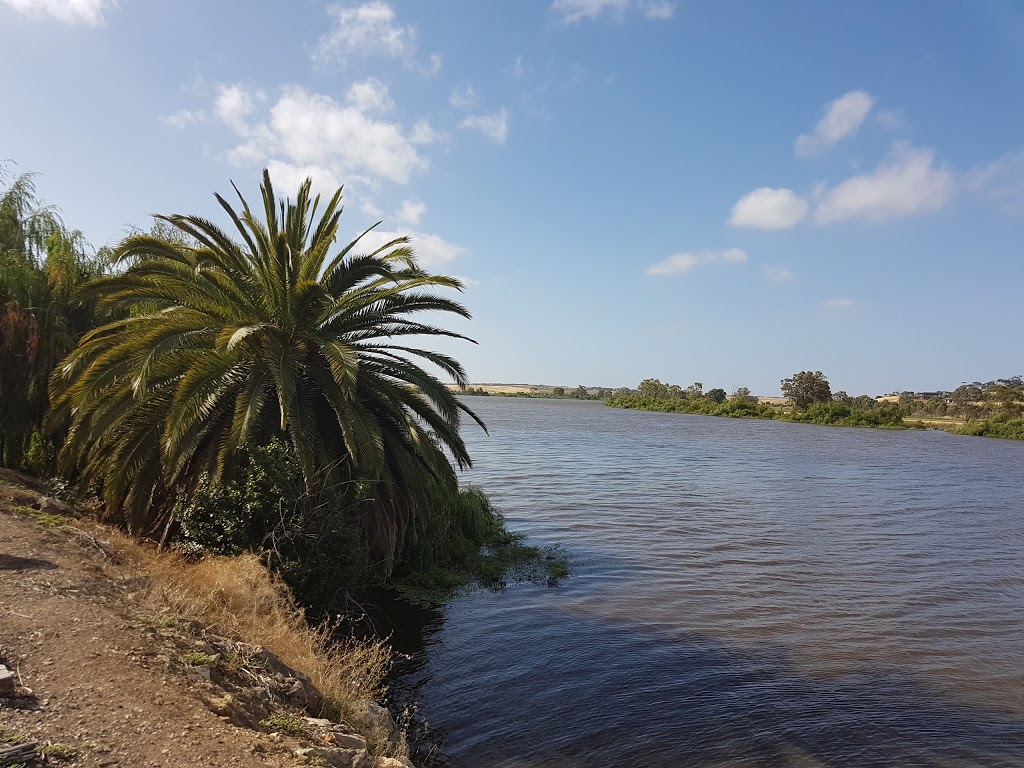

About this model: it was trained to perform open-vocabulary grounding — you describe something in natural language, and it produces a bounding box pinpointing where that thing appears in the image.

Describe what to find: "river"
[389,397,1024,767]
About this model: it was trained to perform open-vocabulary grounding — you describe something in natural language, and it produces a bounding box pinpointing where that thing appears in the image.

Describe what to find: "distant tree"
[637,378,669,400]
[571,385,589,399]
[687,381,703,398]
[552,386,565,397]
[781,371,832,410]
[706,388,727,403]
[832,390,852,405]
[731,386,754,403]
[951,384,984,422]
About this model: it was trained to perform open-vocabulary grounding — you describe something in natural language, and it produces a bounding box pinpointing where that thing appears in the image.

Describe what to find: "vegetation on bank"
[0,166,562,623]
[608,373,1024,438]
[607,374,910,429]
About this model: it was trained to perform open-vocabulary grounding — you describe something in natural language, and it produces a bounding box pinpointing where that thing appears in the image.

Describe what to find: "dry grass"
[89,525,391,724]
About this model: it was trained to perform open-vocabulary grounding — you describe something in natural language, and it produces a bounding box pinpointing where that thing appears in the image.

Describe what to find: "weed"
[259,712,309,738]
[178,651,217,667]
[41,742,80,761]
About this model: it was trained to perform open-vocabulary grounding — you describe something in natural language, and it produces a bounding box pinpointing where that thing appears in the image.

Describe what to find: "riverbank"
[605,394,915,430]
[0,469,413,768]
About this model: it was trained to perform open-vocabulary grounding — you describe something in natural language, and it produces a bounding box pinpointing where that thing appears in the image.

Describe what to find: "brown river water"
[387,397,1024,767]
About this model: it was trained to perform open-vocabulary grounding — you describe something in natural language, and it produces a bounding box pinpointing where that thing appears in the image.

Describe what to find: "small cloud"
[215,83,258,135]
[966,150,1024,215]
[1,0,114,25]
[795,90,874,157]
[409,119,445,145]
[459,108,509,144]
[357,228,465,268]
[449,86,478,109]
[314,1,440,74]
[552,0,630,23]
[505,56,526,79]
[763,266,794,283]
[875,108,908,132]
[818,298,857,311]
[161,109,207,129]
[647,248,747,276]
[641,1,675,19]
[814,142,953,224]
[395,198,427,226]
[346,78,393,113]
[729,187,809,230]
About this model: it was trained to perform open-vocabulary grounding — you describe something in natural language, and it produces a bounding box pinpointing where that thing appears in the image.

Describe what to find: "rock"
[201,692,261,729]
[347,701,397,747]
[35,495,76,518]
[372,758,414,768]
[0,665,16,697]
[189,665,211,681]
[255,648,324,715]
[295,744,368,768]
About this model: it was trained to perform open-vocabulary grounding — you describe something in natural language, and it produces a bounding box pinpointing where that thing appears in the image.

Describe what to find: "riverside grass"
[86,522,391,724]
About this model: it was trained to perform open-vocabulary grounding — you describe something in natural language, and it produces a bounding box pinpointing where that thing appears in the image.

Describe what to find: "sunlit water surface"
[388,398,1024,768]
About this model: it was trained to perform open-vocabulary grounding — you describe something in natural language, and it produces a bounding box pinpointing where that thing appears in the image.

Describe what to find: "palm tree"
[49,170,483,570]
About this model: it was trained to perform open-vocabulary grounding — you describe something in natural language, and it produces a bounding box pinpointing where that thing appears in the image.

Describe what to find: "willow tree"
[49,170,483,570]
[0,168,105,469]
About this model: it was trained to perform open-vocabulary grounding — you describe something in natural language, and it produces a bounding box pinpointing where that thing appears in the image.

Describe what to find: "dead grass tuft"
[89,526,391,724]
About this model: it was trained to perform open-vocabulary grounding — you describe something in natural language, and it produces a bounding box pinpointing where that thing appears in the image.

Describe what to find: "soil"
[0,470,313,768]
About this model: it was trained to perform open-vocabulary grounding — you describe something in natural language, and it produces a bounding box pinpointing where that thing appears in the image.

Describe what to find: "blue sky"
[2,0,1023,395]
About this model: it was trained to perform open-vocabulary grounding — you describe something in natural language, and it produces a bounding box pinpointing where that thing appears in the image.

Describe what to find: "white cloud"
[459,109,509,145]
[449,86,477,108]
[2,0,113,24]
[646,248,747,276]
[818,298,857,311]
[763,266,794,283]
[553,0,629,23]
[356,228,464,268]
[396,198,427,226]
[314,1,440,74]
[217,82,426,186]
[795,90,874,157]
[215,84,258,135]
[967,150,1024,215]
[729,187,809,230]
[161,109,207,129]
[814,143,953,224]
[265,160,343,201]
[641,1,675,19]
[346,78,393,113]
[409,119,444,146]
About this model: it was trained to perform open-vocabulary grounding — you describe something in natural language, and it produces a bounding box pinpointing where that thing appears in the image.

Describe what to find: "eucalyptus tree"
[50,171,482,570]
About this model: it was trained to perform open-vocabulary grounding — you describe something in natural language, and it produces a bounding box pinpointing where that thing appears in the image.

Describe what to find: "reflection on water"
[387,398,1024,767]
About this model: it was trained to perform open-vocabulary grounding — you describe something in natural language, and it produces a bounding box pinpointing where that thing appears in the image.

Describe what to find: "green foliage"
[48,170,483,575]
[389,482,565,605]
[786,401,907,428]
[951,414,1024,440]
[607,392,778,419]
[706,388,727,404]
[0,167,109,471]
[780,370,832,410]
[610,377,911,430]
[260,712,310,738]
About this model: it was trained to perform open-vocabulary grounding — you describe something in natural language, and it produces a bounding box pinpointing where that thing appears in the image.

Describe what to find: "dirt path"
[0,474,320,768]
